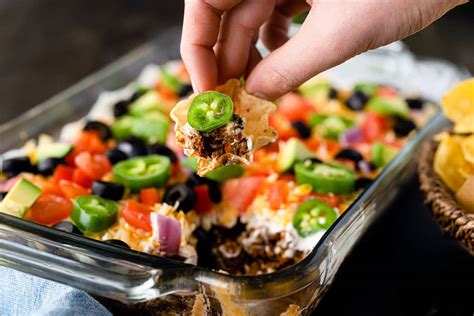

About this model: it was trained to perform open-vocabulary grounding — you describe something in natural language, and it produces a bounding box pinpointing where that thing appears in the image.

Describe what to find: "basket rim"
[418,138,474,254]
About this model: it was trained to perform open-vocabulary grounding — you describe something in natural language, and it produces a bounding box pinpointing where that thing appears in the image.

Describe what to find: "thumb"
[246,2,373,100]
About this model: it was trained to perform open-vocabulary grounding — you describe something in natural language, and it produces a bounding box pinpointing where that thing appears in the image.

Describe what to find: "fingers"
[214,0,276,84]
[244,33,262,77]
[181,0,242,91]
[248,0,468,100]
[260,0,310,51]
[246,1,394,99]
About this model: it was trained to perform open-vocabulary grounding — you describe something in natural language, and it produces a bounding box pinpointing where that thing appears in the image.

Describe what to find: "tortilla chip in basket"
[434,133,472,192]
[170,79,277,176]
[441,78,474,133]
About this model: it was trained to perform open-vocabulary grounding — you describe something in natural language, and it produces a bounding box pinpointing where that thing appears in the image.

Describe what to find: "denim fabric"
[0,267,111,316]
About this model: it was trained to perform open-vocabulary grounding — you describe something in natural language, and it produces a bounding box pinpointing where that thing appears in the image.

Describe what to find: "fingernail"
[251,91,270,100]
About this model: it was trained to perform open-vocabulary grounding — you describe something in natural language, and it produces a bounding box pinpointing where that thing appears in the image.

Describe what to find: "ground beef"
[194,222,306,275]
[187,115,250,160]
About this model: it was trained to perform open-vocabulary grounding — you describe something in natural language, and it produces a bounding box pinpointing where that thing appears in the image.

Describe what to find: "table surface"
[1,1,473,315]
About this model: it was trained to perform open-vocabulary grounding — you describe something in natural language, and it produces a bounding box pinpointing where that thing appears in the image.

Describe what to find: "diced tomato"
[155,82,178,101]
[325,139,342,156]
[194,185,212,214]
[223,176,264,214]
[303,193,342,208]
[65,149,80,167]
[304,138,321,151]
[269,113,298,140]
[72,169,93,189]
[52,165,75,184]
[122,200,152,232]
[361,112,388,142]
[28,194,73,225]
[267,180,289,209]
[74,131,108,155]
[278,173,296,183]
[140,188,160,206]
[59,180,89,199]
[377,86,398,98]
[278,93,315,121]
[74,152,111,180]
[177,63,190,81]
[246,167,273,177]
[25,175,64,197]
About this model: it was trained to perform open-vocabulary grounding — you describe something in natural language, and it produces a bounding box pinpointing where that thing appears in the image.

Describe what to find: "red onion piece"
[151,212,181,255]
[0,176,20,192]
[358,160,373,176]
[339,127,365,147]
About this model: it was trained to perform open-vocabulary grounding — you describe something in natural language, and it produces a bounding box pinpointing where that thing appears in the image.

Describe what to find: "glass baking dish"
[0,26,469,315]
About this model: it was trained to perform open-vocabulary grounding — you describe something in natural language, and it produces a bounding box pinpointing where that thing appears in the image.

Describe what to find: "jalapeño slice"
[293,198,337,237]
[187,91,233,132]
[71,195,118,233]
[113,155,171,191]
[295,161,356,195]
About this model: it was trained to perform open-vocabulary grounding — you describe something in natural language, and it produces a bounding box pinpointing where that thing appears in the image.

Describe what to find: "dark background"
[1,1,473,315]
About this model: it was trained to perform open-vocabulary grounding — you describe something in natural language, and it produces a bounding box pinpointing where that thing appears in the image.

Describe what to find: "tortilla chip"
[441,78,474,133]
[434,133,470,192]
[456,176,474,213]
[170,79,277,175]
[460,135,474,164]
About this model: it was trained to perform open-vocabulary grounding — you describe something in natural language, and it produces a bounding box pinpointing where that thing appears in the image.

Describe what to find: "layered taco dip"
[0,61,434,275]
[432,79,474,213]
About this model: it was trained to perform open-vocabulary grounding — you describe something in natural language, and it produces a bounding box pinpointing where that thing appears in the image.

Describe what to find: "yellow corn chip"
[433,133,468,192]
[456,176,474,213]
[441,78,474,133]
[171,79,277,175]
[460,135,474,164]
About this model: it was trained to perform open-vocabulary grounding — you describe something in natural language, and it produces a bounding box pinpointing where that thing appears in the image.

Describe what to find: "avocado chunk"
[181,157,198,171]
[181,157,245,182]
[160,68,182,93]
[278,138,314,172]
[354,82,379,97]
[371,142,398,168]
[206,165,245,182]
[129,90,165,115]
[36,143,72,162]
[130,112,170,144]
[367,96,409,118]
[112,112,170,144]
[298,80,331,99]
[0,178,41,217]
[309,114,354,140]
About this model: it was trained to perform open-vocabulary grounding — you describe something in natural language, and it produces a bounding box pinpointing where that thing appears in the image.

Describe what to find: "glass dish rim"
[0,25,458,289]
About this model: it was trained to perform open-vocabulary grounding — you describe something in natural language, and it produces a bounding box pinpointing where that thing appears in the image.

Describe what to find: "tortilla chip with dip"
[171,79,277,176]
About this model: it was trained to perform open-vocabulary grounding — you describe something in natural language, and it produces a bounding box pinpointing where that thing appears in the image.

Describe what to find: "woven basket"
[418,140,474,254]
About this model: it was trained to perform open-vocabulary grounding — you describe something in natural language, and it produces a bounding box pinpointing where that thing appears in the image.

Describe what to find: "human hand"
[181,0,467,100]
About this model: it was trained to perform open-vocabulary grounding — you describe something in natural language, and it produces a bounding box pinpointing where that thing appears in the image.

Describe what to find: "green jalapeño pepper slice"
[71,195,118,233]
[187,91,233,132]
[113,155,171,191]
[293,198,337,237]
[295,161,356,195]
